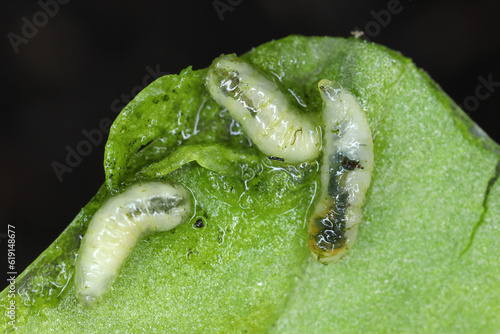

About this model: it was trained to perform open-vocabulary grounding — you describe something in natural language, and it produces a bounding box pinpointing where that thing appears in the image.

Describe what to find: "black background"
[2,0,500,289]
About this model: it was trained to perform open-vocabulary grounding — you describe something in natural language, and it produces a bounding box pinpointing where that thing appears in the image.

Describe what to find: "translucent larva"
[75,182,192,307]
[206,56,374,264]
[205,54,322,164]
[308,80,374,264]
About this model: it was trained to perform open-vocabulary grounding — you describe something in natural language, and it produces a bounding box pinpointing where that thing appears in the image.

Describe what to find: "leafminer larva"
[205,54,322,164]
[75,182,192,307]
[308,79,374,264]
[206,56,373,264]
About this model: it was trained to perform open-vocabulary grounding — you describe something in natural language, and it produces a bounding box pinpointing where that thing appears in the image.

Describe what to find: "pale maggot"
[75,181,192,307]
[206,54,322,164]
[308,79,374,264]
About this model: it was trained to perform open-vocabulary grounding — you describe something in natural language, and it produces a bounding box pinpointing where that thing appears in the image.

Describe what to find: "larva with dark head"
[205,54,322,164]
[75,182,192,307]
[206,56,374,264]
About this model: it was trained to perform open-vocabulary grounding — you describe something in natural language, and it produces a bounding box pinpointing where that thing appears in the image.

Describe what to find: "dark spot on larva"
[187,251,193,259]
[314,219,345,250]
[313,192,349,250]
[341,156,361,171]
[328,152,364,196]
[328,174,342,197]
[335,192,349,215]
[194,219,204,228]
[269,156,285,162]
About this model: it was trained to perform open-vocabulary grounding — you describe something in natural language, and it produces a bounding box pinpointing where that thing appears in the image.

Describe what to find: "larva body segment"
[205,54,322,163]
[75,182,192,307]
[308,80,374,264]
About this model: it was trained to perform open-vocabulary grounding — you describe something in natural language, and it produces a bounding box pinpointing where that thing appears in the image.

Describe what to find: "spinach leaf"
[2,35,499,333]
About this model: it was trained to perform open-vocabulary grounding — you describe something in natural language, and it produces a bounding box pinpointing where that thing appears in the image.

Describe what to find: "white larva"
[205,54,322,164]
[308,79,374,264]
[75,182,192,307]
[206,56,374,264]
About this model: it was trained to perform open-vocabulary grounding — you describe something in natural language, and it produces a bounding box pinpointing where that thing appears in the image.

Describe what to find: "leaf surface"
[3,36,499,333]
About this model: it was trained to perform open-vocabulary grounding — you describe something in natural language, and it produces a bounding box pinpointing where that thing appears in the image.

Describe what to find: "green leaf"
[3,35,499,333]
